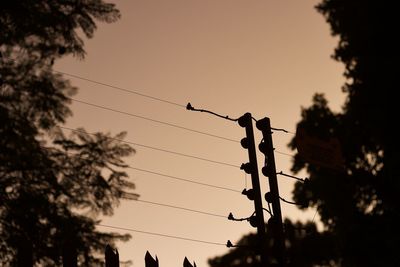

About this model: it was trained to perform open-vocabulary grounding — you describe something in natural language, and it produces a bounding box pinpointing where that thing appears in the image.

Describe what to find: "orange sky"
[57,0,345,266]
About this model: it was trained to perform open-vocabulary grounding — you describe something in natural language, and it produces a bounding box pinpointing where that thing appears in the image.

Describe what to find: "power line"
[54,69,185,108]
[187,103,294,134]
[311,209,318,223]
[58,126,239,168]
[128,166,241,193]
[133,199,226,218]
[70,98,238,143]
[70,99,297,156]
[5,59,296,135]
[41,145,242,193]
[270,126,295,135]
[97,224,226,246]
[275,150,295,158]
[43,145,241,192]
[41,146,235,218]
[279,196,300,206]
[277,171,307,182]
[187,103,239,122]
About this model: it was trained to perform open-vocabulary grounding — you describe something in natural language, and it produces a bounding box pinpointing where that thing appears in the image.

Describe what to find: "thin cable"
[275,150,295,158]
[251,116,293,134]
[267,202,273,216]
[42,146,236,217]
[186,103,239,122]
[6,58,297,135]
[70,98,238,143]
[54,70,185,108]
[226,240,252,248]
[277,171,307,182]
[263,207,272,217]
[279,196,299,206]
[311,209,318,223]
[134,199,226,218]
[128,166,240,193]
[97,224,226,246]
[228,212,255,222]
[58,126,239,168]
[41,144,241,193]
[271,127,289,133]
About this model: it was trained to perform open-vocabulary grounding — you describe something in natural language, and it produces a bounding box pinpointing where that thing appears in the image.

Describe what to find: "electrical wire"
[277,171,307,182]
[62,72,295,134]
[311,209,318,223]
[186,103,239,122]
[133,199,226,218]
[71,98,296,158]
[5,57,297,135]
[97,224,226,246]
[70,97,238,143]
[226,240,250,248]
[53,70,185,108]
[263,207,272,217]
[267,202,273,216]
[41,146,241,195]
[227,212,255,222]
[275,150,295,158]
[128,166,241,193]
[58,126,239,168]
[271,127,290,133]
[187,103,295,136]
[279,196,300,206]
[40,146,236,219]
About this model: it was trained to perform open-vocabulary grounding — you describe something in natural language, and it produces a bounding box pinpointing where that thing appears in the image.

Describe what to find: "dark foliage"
[209,220,337,267]
[0,1,137,265]
[288,0,396,266]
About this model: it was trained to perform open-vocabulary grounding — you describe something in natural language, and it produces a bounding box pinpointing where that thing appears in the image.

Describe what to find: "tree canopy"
[0,1,137,265]
[209,220,337,267]
[289,0,394,266]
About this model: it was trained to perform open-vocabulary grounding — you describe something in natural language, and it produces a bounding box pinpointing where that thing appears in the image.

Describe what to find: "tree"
[0,1,136,265]
[289,0,395,266]
[208,219,337,267]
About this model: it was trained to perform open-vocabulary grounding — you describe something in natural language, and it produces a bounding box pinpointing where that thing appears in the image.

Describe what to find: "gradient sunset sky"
[56,0,345,266]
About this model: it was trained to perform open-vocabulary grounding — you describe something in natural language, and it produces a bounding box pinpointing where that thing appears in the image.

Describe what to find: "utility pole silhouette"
[238,113,269,266]
[186,104,286,266]
[257,117,285,266]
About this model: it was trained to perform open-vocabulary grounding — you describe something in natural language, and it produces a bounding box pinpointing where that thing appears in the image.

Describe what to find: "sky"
[56,0,345,266]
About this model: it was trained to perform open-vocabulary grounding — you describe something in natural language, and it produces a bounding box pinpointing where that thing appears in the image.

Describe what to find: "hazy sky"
[57,0,345,266]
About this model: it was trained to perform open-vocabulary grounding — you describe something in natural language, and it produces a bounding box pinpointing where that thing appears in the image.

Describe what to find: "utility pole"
[186,103,286,266]
[256,117,285,267]
[238,113,269,266]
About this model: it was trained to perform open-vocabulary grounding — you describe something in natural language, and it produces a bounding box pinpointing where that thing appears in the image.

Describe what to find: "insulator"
[261,166,270,177]
[249,215,258,228]
[264,191,273,203]
[258,141,268,154]
[240,163,252,174]
[240,137,249,149]
[238,113,249,127]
